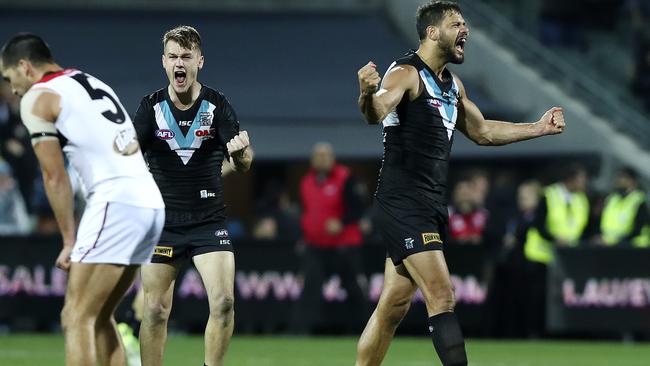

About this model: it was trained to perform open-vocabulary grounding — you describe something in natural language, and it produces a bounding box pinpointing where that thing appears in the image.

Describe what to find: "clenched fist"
[227,130,250,157]
[538,107,565,136]
[358,61,381,95]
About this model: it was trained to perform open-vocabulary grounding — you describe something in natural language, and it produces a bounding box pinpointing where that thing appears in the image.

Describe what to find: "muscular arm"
[455,75,565,146]
[21,90,76,248]
[357,62,419,124]
[36,140,76,245]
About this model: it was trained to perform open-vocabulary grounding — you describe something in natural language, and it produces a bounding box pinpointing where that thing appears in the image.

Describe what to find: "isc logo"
[195,129,213,137]
[200,189,216,198]
[178,120,193,127]
[155,129,175,140]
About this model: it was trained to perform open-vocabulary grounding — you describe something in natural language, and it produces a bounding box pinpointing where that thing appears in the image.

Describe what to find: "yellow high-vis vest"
[600,190,649,247]
[524,184,589,264]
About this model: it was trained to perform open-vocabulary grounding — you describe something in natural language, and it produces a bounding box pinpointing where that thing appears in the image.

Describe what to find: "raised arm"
[21,88,75,270]
[357,61,419,124]
[455,75,565,145]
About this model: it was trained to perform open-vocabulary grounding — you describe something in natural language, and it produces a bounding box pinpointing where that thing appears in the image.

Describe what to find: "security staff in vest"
[597,167,650,248]
[290,142,367,334]
[523,163,590,337]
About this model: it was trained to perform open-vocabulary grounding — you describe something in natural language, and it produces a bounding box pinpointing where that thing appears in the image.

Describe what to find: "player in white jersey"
[1,33,165,366]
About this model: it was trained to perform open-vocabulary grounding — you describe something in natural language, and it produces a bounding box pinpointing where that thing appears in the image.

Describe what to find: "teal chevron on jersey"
[159,99,211,149]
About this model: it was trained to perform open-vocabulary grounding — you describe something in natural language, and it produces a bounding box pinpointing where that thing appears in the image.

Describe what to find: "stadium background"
[1,0,650,364]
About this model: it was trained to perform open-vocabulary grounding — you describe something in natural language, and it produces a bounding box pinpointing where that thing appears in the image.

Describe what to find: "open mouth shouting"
[455,35,467,55]
[174,69,187,87]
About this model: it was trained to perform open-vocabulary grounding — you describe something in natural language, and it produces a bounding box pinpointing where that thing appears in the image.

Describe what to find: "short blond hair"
[163,25,201,52]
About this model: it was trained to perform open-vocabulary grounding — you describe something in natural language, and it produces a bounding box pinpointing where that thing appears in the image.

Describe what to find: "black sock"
[428,312,468,366]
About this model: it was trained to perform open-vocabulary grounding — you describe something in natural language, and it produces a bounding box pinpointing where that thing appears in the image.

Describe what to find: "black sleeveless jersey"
[375,51,460,210]
[133,85,239,226]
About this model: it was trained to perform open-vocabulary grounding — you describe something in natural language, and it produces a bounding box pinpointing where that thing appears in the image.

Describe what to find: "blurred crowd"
[243,142,650,336]
[0,79,50,235]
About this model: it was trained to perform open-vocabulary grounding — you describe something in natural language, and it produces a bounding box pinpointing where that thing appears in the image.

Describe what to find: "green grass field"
[1,335,649,365]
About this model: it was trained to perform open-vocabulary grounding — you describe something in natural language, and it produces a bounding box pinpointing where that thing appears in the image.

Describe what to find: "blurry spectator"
[486,179,541,337]
[523,164,590,337]
[505,180,543,251]
[290,142,367,334]
[468,169,490,208]
[525,164,591,260]
[0,159,31,235]
[0,80,38,209]
[482,170,517,250]
[448,176,489,245]
[252,179,300,241]
[597,167,650,247]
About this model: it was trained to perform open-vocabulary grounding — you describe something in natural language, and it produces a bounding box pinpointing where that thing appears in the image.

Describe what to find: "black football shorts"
[151,221,233,264]
[373,198,447,265]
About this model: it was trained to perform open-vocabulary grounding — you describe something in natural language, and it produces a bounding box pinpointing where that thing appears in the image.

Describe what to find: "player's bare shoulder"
[384,63,419,87]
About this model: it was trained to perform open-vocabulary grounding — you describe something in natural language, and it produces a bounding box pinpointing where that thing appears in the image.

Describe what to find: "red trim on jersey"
[35,68,77,84]
[79,202,109,263]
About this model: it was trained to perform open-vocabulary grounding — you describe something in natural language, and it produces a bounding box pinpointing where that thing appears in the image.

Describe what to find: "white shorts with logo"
[70,201,165,265]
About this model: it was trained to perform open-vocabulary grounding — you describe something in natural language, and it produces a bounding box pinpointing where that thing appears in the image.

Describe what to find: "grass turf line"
[1,335,649,365]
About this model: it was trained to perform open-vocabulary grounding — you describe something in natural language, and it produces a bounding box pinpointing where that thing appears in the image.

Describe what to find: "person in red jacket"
[290,142,367,334]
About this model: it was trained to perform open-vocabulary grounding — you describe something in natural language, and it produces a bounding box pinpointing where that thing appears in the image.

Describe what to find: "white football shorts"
[70,201,165,265]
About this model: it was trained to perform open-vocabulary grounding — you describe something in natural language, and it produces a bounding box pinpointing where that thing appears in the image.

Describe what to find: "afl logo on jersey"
[155,129,175,140]
[427,98,442,108]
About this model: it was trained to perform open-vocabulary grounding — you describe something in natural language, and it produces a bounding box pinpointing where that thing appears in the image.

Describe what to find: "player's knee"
[209,294,234,319]
[430,286,456,314]
[144,299,172,324]
[60,305,92,331]
[378,296,411,327]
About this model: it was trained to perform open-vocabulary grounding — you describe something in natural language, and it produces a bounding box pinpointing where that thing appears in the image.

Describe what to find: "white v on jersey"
[22,69,164,209]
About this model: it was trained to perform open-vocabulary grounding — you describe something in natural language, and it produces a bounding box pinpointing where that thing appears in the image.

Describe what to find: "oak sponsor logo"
[195,128,215,140]
[195,129,213,137]
[153,246,173,258]
[422,232,443,245]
